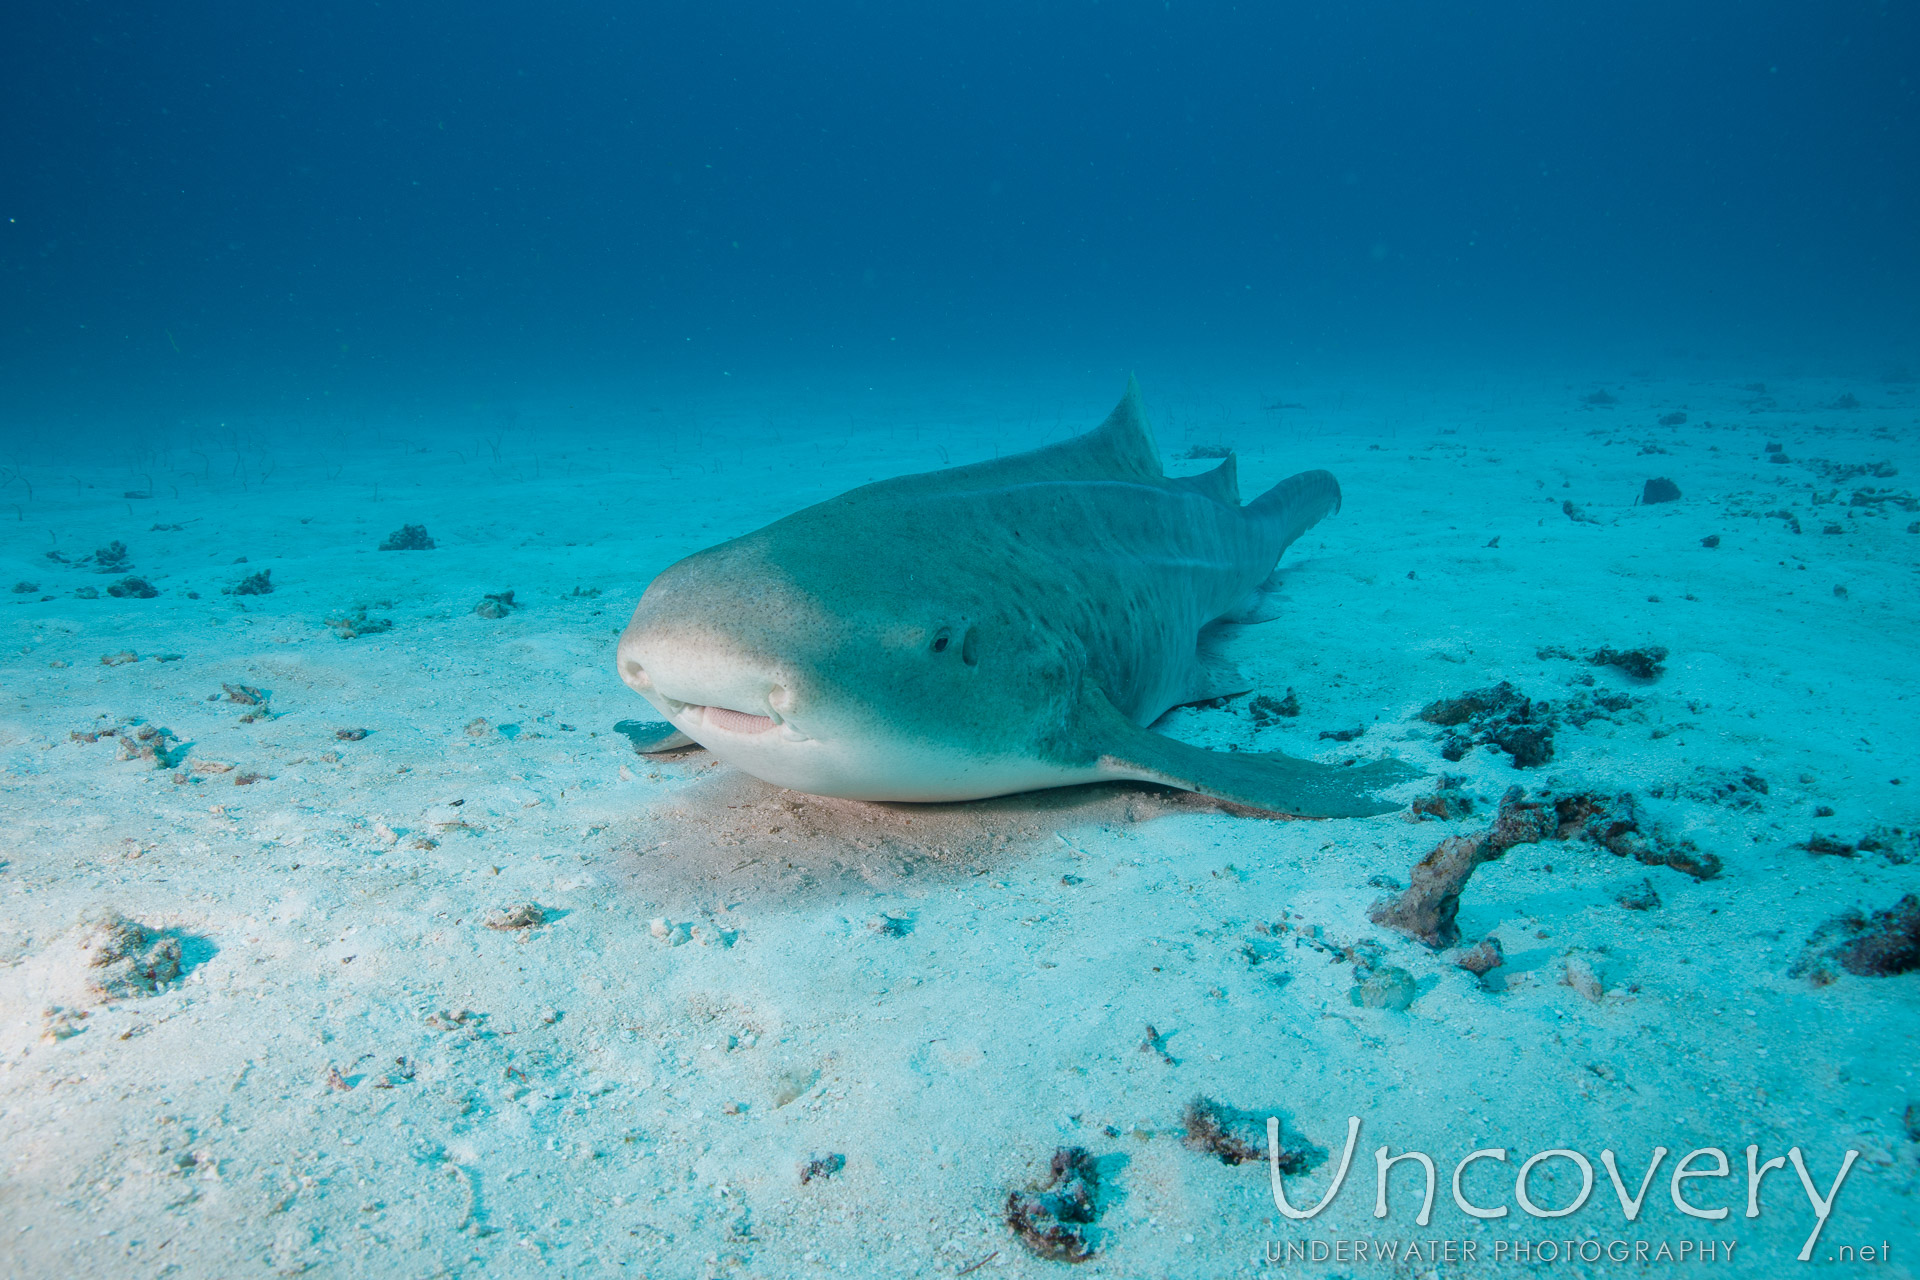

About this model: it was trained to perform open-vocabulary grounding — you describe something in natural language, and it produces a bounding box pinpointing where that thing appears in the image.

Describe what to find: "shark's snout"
[617,614,807,741]
[615,628,655,695]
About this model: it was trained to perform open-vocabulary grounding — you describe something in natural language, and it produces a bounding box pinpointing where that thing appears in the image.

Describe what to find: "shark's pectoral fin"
[1079,686,1415,818]
[1222,567,1287,624]
[1180,626,1252,705]
[615,719,701,754]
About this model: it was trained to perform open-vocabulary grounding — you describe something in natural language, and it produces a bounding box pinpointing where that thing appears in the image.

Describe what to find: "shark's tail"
[1219,469,1342,624]
[1248,469,1342,558]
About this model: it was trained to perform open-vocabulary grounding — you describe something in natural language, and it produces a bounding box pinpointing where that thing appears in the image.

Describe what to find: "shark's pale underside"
[615,379,1413,817]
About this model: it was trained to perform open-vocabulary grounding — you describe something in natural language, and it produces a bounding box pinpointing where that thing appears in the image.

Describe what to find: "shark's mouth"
[635,675,787,737]
[699,704,778,735]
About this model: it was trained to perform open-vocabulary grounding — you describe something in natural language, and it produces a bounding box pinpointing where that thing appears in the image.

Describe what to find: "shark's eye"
[931,629,951,654]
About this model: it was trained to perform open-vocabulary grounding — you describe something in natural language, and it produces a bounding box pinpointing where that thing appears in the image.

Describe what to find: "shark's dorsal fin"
[1086,375,1164,479]
[1169,453,1239,505]
[1018,375,1163,482]
[887,377,1165,492]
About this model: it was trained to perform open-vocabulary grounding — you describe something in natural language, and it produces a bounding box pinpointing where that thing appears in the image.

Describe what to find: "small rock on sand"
[1005,1147,1102,1263]
[1561,957,1605,1002]
[484,903,547,931]
[1455,936,1504,977]
[1353,966,1417,1010]
[82,914,182,1000]
[378,524,435,551]
[1615,879,1662,910]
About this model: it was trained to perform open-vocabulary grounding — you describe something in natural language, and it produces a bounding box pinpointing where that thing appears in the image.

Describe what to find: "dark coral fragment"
[1371,789,1550,949]
[1455,936,1505,977]
[1855,827,1916,865]
[1006,1148,1102,1263]
[378,523,435,551]
[1487,789,1558,850]
[1181,1096,1315,1173]
[117,723,187,769]
[1410,776,1474,821]
[1791,895,1920,983]
[1559,687,1635,728]
[1487,721,1553,768]
[1677,765,1768,809]
[1375,787,1717,950]
[83,915,183,999]
[484,903,547,931]
[1418,683,1516,727]
[1419,682,1556,769]
[1249,691,1300,724]
[1570,792,1721,880]
[799,1152,846,1184]
[473,589,517,619]
[327,605,393,639]
[1615,879,1662,911]
[1370,836,1491,949]
[1589,645,1668,679]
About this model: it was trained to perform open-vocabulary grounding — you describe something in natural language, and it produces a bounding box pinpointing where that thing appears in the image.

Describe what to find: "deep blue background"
[4,0,1916,417]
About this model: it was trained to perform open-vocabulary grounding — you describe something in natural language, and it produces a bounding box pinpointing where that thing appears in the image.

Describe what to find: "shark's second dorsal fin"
[1169,453,1239,505]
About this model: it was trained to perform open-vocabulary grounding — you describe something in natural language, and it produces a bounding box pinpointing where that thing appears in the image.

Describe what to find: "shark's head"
[615,535,1080,801]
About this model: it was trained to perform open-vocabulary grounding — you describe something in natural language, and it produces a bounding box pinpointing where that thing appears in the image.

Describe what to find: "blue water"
[5,10,1920,1274]
[5,0,1916,432]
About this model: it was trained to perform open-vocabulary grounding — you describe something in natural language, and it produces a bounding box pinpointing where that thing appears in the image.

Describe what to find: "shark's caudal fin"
[1079,685,1415,818]
[1248,468,1341,554]
[1219,468,1342,624]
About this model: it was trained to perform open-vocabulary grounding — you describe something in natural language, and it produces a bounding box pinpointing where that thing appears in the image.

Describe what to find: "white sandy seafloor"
[1,371,1916,1280]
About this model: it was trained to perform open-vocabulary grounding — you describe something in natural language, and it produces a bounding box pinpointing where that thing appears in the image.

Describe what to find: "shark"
[614,379,1413,817]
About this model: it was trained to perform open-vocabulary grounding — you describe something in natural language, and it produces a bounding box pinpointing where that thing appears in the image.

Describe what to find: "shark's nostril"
[768,684,794,712]
[622,660,652,688]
